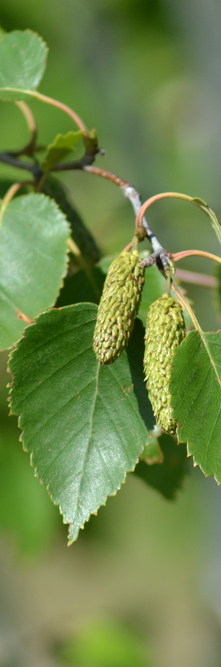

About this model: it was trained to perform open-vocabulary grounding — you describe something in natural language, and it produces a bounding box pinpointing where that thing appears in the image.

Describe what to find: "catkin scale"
[93,249,145,364]
[144,293,186,434]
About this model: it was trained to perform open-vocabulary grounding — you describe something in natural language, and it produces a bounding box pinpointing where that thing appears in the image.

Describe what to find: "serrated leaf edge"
[8,306,148,543]
[170,330,221,484]
[0,29,48,94]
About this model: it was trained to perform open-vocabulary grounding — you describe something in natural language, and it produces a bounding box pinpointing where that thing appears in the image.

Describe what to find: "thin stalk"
[32,91,87,132]
[0,152,38,175]
[172,249,221,264]
[136,191,194,231]
[171,282,203,333]
[84,166,167,259]
[15,101,38,154]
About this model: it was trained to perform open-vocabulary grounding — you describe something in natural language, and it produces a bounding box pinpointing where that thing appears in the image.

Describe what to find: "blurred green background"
[0,1,221,666]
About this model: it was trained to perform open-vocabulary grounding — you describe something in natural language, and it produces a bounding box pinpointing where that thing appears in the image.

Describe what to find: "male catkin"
[93,249,144,364]
[144,293,186,433]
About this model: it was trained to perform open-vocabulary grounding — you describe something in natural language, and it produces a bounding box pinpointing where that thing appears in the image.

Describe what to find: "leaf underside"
[9,304,153,543]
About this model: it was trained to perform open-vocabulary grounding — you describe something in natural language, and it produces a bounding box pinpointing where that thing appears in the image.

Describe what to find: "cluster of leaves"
[0,30,220,544]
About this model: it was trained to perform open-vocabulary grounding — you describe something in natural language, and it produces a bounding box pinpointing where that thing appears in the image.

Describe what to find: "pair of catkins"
[93,247,186,434]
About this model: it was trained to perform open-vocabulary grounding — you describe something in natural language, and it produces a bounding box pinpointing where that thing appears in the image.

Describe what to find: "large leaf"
[8,305,153,543]
[0,30,48,100]
[134,433,188,499]
[170,330,221,481]
[42,131,83,172]
[0,192,70,349]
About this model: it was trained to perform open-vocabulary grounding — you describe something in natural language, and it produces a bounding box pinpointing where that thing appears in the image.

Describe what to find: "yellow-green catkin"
[144,293,186,434]
[93,249,145,364]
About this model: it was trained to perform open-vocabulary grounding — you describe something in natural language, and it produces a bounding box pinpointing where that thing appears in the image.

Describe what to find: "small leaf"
[0,192,70,349]
[134,433,188,499]
[42,131,83,172]
[170,330,221,481]
[8,305,153,544]
[0,30,48,100]
[192,197,221,245]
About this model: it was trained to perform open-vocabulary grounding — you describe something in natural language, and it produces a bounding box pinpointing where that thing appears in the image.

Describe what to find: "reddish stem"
[172,249,221,264]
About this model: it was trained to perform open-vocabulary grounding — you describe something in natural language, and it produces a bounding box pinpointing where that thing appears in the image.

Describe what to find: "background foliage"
[0,2,221,667]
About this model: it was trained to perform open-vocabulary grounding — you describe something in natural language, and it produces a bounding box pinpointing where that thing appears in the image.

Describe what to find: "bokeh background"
[0,1,221,665]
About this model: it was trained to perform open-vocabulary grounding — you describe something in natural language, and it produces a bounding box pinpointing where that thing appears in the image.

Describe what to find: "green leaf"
[170,330,221,481]
[192,197,221,245]
[0,192,70,349]
[134,433,188,499]
[43,176,101,265]
[0,30,48,100]
[42,131,83,172]
[8,305,153,544]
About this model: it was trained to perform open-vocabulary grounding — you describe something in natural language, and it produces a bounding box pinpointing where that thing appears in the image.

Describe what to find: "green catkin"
[144,293,186,434]
[93,249,145,364]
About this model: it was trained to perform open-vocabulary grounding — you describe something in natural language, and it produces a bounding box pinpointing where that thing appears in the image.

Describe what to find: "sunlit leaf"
[0,30,48,100]
[0,192,69,349]
[9,305,153,543]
